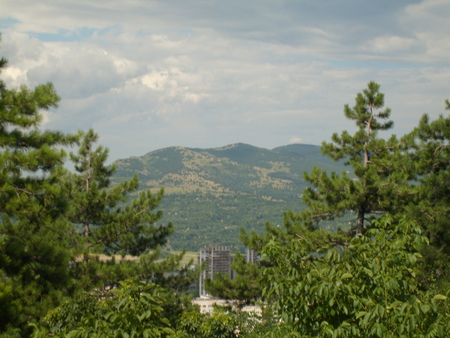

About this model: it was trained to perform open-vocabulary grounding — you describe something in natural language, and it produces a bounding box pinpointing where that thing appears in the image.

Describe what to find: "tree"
[296,82,408,234]
[205,251,261,306]
[27,130,199,335]
[400,99,450,287]
[205,218,348,306]
[0,40,197,337]
[176,307,262,338]
[261,216,450,337]
[39,279,176,338]
[208,84,450,336]
[66,129,173,255]
[206,82,400,301]
[0,46,77,335]
[62,129,200,291]
[39,279,266,338]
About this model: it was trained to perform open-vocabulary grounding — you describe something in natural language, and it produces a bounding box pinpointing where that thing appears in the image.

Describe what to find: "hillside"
[111,143,348,252]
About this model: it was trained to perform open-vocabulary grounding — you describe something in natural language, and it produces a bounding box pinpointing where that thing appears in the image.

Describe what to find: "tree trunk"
[84,222,90,237]
[356,205,365,235]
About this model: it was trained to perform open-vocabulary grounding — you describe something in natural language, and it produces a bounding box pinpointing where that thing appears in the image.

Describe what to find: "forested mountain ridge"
[111,143,347,251]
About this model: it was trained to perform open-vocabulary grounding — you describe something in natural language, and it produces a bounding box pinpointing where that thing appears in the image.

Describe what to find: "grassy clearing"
[170,251,198,266]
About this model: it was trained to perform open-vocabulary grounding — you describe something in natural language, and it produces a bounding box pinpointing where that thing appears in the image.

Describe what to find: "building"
[192,297,262,316]
[246,248,260,264]
[192,298,229,314]
[198,245,231,297]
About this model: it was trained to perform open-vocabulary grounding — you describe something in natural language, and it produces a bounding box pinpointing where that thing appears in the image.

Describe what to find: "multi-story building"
[198,245,231,298]
[246,248,260,264]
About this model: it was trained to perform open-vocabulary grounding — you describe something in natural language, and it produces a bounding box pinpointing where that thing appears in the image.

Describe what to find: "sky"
[1,0,450,163]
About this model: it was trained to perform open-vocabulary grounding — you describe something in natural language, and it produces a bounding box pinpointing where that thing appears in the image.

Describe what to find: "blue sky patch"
[0,17,20,29]
[29,27,99,42]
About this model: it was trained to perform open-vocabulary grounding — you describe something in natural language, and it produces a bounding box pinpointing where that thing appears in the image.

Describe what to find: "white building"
[192,298,262,316]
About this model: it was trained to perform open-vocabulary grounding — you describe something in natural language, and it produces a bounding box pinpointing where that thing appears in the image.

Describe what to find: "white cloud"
[2,66,28,86]
[1,0,449,162]
[368,36,418,54]
[288,137,303,144]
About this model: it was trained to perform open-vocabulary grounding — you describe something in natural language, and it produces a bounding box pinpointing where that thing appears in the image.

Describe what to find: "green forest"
[2,38,450,337]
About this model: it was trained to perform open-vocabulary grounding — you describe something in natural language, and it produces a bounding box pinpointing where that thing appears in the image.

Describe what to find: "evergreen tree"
[204,84,450,336]
[205,82,397,302]
[66,129,173,255]
[296,81,408,234]
[64,129,199,294]
[0,40,195,336]
[64,129,177,288]
[205,251,261,306]
[401,100,450,286]
[205,82,410,305]
[0,47,77,335]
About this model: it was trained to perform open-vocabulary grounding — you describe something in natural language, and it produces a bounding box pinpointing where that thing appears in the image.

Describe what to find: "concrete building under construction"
[198,245,232,298]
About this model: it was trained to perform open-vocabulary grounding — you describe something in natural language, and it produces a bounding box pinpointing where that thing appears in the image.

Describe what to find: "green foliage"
[0,327,22,338]
[63,129,185,290]
[401,109,450,287]
[196,86,450,338]
[175,307,263,338]
[40,279,176,338]
[0,43,195,336]
[4,34,450,338]
[0,45,77,335]
[138,248,200,292]
[296,82,408,234]
[205,214,349,305]
[205,252,261,304]
[66,129,173,256]
[261,216,450,337]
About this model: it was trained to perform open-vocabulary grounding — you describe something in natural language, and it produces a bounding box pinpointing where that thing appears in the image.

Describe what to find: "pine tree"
[205,82,401,302]
[296,81,408,234]
[0,40,196,336]
[69,129,173,256]
[66,129,173,256]
[0,47,77,335]
[64,129,195,290]
[401,100,450,286]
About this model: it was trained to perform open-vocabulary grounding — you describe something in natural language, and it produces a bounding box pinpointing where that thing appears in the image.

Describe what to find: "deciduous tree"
[40,279,176,338]
[262,216,450,337]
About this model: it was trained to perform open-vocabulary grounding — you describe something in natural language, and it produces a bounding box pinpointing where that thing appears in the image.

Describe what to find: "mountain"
[111,143,348,252]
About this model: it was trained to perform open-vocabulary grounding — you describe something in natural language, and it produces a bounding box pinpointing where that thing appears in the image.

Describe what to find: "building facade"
[246,248,260,264]
[198,245,231,298]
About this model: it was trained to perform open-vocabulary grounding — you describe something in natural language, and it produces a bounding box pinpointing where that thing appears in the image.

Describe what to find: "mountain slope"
[111,143,347,252]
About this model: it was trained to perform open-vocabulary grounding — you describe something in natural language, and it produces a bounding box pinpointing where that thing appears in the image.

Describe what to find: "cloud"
[1,0,449,162]
[288,137,303,144]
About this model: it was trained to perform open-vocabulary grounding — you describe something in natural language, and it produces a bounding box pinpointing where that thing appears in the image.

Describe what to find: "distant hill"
[111,143,348,252]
